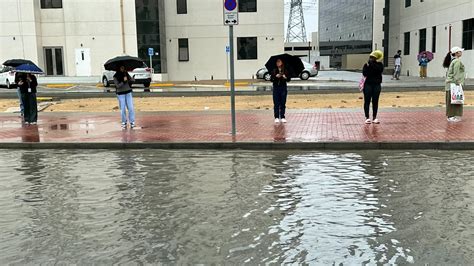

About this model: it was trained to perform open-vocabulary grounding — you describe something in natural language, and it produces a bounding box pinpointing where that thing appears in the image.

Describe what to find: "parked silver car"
[256,61,318,81]
[0,66,16,88]
[102,63,152,90]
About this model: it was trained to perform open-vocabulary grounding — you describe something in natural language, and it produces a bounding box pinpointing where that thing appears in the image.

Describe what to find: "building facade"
[0,0,284,81]
[318,0,374,68]
[386,0,474,78]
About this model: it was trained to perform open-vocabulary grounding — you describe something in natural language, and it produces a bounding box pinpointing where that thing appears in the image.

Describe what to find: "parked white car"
[102,63,152,91]
[256,61,318,81]
[0,66,16,88]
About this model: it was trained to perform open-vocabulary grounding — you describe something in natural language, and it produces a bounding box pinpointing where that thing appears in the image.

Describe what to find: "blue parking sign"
[226,46,230,53]
[148,48,154,56]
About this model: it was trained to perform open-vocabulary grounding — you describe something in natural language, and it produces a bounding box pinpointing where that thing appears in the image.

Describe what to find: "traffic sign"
[148,48,154,56]
[226,45,230,53]
[223,0,239,26]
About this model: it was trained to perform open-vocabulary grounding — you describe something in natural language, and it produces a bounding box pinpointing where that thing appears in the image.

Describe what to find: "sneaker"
[365,119,372,124]
[121,123,127,129]
[447,117,457,122]
[274,118,280,123]
[373,119,380,124]
[281,118,287,123]
[30,122,37,125]
[130,122,136,128]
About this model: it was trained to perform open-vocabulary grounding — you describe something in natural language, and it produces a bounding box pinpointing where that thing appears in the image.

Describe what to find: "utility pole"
[286,0,307,42]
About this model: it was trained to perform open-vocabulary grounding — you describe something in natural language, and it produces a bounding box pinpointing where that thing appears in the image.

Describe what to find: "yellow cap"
[369,50,384,62]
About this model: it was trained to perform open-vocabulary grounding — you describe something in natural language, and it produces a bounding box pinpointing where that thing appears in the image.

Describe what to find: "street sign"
[148,48,154,56]
[226,45,230,53]
[223,0,239,26]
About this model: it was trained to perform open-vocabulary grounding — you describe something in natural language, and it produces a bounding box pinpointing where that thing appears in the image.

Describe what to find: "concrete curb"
[1,141,474,150]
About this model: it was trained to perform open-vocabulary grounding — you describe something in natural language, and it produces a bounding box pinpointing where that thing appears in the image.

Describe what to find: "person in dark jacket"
[114,66,136,129]
[362,50,384,124]
[271,59,291,123]
[14,72,24,117]
[17,73,38,125]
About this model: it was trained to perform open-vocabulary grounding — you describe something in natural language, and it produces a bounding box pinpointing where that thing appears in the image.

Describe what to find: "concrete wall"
[0,0,138,77]
[389,0,474,78]
[164,0,284,81]
[342,54,369,70]
[372,0,385,51]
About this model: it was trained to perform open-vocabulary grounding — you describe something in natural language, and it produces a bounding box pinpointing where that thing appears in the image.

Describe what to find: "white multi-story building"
[386,0,474,77]
[0,0,284,81]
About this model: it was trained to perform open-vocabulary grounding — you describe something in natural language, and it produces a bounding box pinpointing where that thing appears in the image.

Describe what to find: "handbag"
[450,83,464,105]
[358,76,366,92]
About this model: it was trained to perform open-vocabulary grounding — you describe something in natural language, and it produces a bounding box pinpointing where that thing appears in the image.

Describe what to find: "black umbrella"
[104,55,144,71]
[265,53,304,78]
[3,59,35,67]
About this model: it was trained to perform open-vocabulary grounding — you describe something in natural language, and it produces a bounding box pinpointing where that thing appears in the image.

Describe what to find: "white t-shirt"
[395,57,401,66]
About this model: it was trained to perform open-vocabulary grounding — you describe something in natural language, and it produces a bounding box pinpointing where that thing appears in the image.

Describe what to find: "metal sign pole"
[149,55,153,70]
[229,25,236,136]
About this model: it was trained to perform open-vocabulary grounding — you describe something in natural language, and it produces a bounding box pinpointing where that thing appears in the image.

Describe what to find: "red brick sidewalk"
[0,109,472,145]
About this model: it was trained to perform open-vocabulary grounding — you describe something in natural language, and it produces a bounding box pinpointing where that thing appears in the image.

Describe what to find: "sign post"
[224,0,239,136]
[226,45,230,82]
[148,47,154,70]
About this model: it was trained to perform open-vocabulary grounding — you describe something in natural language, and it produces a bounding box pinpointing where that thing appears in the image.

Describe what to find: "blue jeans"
[17,88,24,115]
[117,92,135,124]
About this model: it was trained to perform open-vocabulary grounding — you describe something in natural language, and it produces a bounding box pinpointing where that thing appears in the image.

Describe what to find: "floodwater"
[0,150,473,264]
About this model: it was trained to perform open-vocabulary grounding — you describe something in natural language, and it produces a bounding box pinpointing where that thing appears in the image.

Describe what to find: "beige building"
[386,0,474,77]
[0,0,284,81]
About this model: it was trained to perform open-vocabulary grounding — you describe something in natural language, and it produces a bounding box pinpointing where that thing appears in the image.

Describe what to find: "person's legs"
[21,93,31,123]
[17,88,24,116]
[117,94,127,124]
[125,93,135,124]
[395,66,401,79]
[273,90,280,119]
[423,67,428,78]
[30,93,38,123]
[280,89,288,119]
[372,84,382,120]
[363,84,373,119]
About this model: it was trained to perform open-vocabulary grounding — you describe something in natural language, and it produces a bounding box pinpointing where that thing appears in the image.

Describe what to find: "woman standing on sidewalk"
[114,66,136,129]
[17,73,38,125]
[362,50,384,124]
[443,47,465,122]
[271,59,291,123]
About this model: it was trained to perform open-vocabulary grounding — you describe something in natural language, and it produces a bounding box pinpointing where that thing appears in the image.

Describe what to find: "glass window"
[462,18,474,50]
[239,0,257,12]
[237,37,257,60]
[135,0,162,72]
[177,0,187,14]
[404,32,410,55]
[419,28,426,52]
[40,0,62,9]
[178,39,189,61]
[44,47,64,76]
[432,26,436,53]
[405,0,411,7]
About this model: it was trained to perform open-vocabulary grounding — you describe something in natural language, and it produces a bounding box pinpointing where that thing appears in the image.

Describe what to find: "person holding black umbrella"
[17,73,38,125]
[114,66,135,129]
[271,59,291,123]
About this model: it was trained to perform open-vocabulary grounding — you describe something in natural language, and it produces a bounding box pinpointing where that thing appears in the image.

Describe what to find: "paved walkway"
[0,109,473,149]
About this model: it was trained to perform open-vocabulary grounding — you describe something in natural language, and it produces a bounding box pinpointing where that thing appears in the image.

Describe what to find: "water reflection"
[0,150,472,264]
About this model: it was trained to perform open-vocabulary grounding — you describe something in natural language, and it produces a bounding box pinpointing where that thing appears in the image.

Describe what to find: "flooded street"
[0,150,473,264]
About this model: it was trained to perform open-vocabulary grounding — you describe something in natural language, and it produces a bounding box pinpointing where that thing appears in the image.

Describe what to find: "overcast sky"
[284,0,318,41]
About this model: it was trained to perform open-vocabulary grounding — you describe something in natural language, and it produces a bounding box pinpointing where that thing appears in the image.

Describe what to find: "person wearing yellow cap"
[362,50,384,124]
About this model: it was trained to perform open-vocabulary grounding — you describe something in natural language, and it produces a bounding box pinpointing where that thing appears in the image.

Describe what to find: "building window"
[44,47,64,76]
[237,37,258,60]
[135,0,162,72]
[404,32,410,55]
[432,26,436,53]
[178,39,189,61]
[419,28,426,52]
[177,0,187,14]
[462,18,474,50]
[405,0,411,7]
[239,0,257,12]
[40,0,62,8]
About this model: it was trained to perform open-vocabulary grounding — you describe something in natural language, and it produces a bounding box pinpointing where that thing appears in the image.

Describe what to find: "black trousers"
[273,88,288,119]
[363,83,381,119]
[21,92,38,123]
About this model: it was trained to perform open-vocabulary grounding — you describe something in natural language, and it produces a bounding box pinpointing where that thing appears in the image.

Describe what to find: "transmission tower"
[286,0,307,42]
